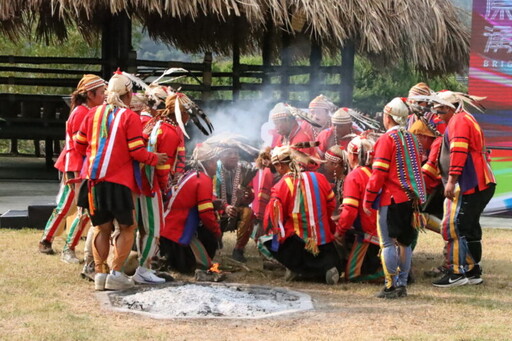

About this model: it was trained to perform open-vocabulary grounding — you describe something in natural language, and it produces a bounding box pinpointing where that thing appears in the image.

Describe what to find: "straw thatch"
[0,0,470,74]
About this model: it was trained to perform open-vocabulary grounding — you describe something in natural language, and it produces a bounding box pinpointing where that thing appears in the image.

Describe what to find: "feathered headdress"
[204,133,259,160]
[433,90,486,113]
[271,145,324,173]
[161,92,213,139]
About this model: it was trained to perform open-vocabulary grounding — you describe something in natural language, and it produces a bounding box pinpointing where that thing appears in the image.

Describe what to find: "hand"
[156,153,168,165]
[363,206,372,216]
[226,205,238,218]
[444,181,456,201]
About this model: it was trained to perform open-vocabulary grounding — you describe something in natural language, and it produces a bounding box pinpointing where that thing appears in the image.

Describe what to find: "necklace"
[220,163,242,206]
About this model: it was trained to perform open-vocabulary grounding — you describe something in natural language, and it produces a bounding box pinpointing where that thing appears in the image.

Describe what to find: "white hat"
[270,103,294,121]
[383,98,409,126]
[433,90,459,108]
[331,107,352,125]
[106,69,133,108]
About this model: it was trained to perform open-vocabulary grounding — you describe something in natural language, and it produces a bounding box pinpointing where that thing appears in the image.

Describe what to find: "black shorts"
[386,200,415,246]
[78,180,134,226]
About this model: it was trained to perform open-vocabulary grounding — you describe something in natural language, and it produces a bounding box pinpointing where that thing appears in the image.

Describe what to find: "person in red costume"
[300,94,336,139]
[430,90,496,288]
[271,102,316,156]
[263,146,341,285]
[160,143,222,273]
[132,92,191,285]
[75,70,168,291]
[39,74,106,264]
[317,107,359,157]
[363,97,426,299]
[336,135,383,282]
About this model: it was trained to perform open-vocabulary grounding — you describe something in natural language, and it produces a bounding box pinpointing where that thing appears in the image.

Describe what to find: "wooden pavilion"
[0,0,469,165]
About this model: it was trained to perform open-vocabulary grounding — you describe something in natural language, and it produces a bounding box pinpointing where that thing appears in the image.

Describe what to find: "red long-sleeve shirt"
[364,126,425,208]
[274,124,316,156]
[265,171,336,245]
[142,120,183,194]
[251,167,276,221]
[422,136,443,193]
[74,104,158,193]
[162,170,221,245]
[54,105,90,173]
[337,166,377,237]
[442,110,495,195]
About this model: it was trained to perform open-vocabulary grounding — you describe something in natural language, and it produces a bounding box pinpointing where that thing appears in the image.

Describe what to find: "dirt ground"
[1,228,512,341]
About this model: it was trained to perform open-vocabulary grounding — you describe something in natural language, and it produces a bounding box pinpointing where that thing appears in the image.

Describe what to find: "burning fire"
[209,263,221,273]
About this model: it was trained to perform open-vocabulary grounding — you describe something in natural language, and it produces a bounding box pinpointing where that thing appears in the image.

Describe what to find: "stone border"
[96,281,314,320]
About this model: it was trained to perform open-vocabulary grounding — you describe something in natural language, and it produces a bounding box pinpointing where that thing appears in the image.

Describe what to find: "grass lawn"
[1,228,511,341]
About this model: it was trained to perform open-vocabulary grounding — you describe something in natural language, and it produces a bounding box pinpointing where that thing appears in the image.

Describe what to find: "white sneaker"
[105,271,135,290]
[325,267,340,285]
[61,248,80,264]
[132,266,166,284]
[94,273,107,291]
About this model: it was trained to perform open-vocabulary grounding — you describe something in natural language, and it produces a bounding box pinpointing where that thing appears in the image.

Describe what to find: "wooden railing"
[0,52,346,166]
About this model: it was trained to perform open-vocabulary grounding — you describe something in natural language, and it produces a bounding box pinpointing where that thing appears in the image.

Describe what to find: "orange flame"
[209,263,221,273]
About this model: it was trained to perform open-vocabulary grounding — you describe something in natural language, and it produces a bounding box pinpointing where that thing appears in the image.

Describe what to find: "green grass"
[1,228,512,340]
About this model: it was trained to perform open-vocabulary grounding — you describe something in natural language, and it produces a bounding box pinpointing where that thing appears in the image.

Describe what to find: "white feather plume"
[151,68,188,85]
[175,96,190,139]
[121,72,149,91]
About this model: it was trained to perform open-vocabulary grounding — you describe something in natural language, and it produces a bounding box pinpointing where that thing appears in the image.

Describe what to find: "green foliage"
[353,57,467,114]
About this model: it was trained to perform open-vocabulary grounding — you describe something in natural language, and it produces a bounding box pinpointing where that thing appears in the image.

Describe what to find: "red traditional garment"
[140,111,153,127]
[251,167,276,221]
[337,166,377,238]
[364,126,426,208]
[55,105,91,173]
[274,124,316,156]
[442,110,495,195]
[265,171,336,252]
[74,104,158,193]
[422,136,443,193]
[141,118,184,194]
[162,170,221,245]
[316,127,353,155]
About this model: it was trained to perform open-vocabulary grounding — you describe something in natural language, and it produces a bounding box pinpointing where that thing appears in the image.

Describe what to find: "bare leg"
[93,222,113,273]
[112,223,137,271]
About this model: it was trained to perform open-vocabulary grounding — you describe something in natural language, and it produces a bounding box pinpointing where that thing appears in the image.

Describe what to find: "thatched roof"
[0,0,470,75]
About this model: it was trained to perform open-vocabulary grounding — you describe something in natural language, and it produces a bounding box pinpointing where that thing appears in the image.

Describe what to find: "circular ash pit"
[101,282,313,319]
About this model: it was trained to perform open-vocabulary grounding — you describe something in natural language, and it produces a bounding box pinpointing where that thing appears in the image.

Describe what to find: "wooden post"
[280,32,292,102]
[232,17,241,102]
[340,40,355,107]
[101,12,133,79]
[309,40,322,100]
[202,52,213,102]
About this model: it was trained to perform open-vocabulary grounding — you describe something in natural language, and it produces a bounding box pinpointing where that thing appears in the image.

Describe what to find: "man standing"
[38,74,106,262]
[364,98,426,299]
[431,91,496,287]
[75,70,168,291]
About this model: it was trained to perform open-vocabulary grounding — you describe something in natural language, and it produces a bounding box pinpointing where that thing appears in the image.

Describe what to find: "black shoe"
[38,240,55,255]
[154,271,175,282]
[432,272,468,288]
[396,286,408,297]
[376,286,401,299]
[231,248,247,263]
[465,265,483,285]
